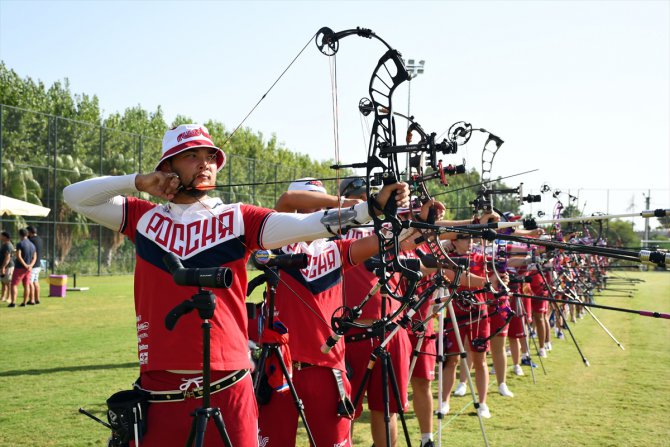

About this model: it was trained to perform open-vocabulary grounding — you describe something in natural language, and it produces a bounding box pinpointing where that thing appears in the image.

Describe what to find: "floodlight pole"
[403,58,425,177]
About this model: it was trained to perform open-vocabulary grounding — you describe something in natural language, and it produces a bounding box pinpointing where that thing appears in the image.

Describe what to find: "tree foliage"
[0,62,343,270]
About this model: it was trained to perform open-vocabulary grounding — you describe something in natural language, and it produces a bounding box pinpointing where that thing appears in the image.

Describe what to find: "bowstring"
[218,32,317,151]
[188,30,339,330]
[328,52,355,315]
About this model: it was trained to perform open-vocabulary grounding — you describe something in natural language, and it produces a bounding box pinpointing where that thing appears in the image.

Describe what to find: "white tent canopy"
[0,195,51,217]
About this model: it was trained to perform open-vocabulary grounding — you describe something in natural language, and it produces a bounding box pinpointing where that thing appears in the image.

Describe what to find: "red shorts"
[10,268,30,288]
[531,295,549,314]
[407,329,436,380]
[508,296,532,339]
[488,311,509,337]
[444,309,490,353]
[135,370,258,447]
[258,366,352,447]
[488,296,510,338]
[508,314,526,339]
[345,328,411,417]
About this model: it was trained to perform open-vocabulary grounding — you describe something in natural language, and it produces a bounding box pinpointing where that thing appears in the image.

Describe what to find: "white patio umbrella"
[0,195,51,217]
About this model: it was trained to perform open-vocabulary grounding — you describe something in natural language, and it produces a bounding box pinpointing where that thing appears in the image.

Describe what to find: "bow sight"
[472,183,542,212]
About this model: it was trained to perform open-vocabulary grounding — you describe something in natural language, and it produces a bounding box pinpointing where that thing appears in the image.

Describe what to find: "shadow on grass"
[0,362,137,377]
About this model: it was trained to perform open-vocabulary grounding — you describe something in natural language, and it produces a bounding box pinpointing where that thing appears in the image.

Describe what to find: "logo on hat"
[287,178,327,194]
[155,124,226,172]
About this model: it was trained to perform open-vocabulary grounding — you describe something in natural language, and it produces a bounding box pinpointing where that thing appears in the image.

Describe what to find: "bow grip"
[381,172,399,216]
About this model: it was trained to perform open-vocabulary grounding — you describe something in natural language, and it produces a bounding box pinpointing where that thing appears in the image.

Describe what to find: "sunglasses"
[341,178,367,196]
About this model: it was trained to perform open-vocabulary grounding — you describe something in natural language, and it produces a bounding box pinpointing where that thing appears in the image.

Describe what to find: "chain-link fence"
[0,104,336,276]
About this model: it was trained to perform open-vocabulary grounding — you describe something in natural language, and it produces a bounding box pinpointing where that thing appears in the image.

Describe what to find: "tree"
[603,220,640,248]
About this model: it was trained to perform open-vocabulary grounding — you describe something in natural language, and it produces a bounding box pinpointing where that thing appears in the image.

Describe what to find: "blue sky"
[1,0,668,223]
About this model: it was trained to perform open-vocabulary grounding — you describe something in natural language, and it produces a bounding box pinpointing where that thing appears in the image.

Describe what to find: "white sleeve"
[261,202,371,249]
[63,174,139,231]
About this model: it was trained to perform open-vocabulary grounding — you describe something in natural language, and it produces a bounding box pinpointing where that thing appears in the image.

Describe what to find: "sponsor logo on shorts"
[258,429,269,447]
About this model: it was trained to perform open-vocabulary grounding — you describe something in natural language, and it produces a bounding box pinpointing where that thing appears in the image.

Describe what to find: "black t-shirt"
[15,239,36,269]
[0,242,14,269]
[29,235,43,261]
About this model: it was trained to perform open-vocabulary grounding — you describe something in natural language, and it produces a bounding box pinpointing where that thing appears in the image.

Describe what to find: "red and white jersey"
[341,227,401,319]
[401,245,437,334]
[273,238,356,371]
[122,196,272,373]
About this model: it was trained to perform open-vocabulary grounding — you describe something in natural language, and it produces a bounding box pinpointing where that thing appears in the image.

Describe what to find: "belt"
[139,369,249,403]
[344,332,376,343]
[292,361,316,370]
[344,324,389,343]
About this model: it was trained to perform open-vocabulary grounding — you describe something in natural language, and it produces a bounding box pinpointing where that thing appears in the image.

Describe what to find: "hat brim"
[154,142,226,172]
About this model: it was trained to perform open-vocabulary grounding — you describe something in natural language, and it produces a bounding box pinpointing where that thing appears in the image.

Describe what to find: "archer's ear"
[159,161,172,173]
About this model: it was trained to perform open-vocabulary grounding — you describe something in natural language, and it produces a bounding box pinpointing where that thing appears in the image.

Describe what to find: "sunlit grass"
[1,271,668,446]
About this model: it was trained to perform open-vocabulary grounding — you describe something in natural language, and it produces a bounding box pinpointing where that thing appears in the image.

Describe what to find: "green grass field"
[1,271,669,446]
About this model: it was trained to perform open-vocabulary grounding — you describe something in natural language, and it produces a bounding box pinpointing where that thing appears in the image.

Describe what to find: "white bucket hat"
[155,124,226,172]
[287,178,327,194]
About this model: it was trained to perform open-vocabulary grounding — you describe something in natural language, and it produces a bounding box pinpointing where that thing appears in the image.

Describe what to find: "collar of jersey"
[165,197,223,216]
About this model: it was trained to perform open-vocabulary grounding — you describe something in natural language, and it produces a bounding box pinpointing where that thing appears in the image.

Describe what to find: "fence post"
[138,135,143,173]
[98,127,104,275]
[274,164,278,204]
[46,114,52,273]
[228,156,232,203]
[52,117,58,273]
[0,104,3,197]
[252,158,257,205]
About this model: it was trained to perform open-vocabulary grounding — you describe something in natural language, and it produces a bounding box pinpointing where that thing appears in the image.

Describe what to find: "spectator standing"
[10,228,36,307]
[0,231,15,303]
[26,225,44,304]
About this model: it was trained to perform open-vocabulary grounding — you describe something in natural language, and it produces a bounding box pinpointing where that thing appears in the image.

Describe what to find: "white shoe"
[498,383,514,397]
[505,348,512,357]
[435,402,450,415]
[490,366,496,375]
[539,348,548,358]
[513,364,524,376]
[453,382,467,397]
[545,342,553,351]
[477,403,491,419]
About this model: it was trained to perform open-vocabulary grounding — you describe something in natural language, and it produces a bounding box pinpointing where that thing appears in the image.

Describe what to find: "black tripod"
[350,312,412,447]
[165,288,233,447]
[249,267,316,446]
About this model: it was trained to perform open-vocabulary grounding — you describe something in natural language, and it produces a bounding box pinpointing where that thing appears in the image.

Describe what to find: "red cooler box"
[49,275,67,297]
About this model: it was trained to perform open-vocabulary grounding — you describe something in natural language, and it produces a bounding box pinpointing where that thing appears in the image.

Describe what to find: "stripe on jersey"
[283,266,343,295]
[136,232,247,273]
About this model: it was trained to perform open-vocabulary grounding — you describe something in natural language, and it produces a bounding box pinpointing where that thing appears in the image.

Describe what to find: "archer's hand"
[418,199,446,222]
[135,172,182,201]
[489,272,509,290]
[342,198,363,208]
[480,210,500,224]
[374,182,410,214]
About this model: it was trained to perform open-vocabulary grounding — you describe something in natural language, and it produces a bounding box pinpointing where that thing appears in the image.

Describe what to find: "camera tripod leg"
[186,407,233,447]
[515,295,538,383]
[255,343,316,446]
[383,351,412,447]
[446,300,490,447]
[211,409,233,447]
[273,346,317,446]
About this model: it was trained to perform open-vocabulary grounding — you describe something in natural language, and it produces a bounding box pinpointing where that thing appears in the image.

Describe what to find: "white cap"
[155,124,225,172]
[287,178,327,194]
